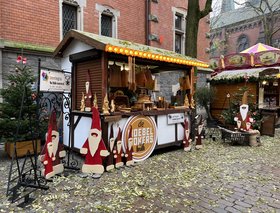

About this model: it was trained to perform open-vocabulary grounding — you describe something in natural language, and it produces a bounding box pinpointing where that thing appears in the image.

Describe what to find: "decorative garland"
[209,76,258,85]
[209,76,276,85]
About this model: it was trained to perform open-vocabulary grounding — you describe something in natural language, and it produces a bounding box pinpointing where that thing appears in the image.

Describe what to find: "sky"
[211,0,246,17]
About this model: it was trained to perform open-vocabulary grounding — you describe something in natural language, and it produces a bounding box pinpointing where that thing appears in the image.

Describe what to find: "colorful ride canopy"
[241,43,280,54]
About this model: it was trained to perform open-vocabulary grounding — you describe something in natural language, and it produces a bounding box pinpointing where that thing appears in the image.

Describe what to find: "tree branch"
[200,0,213,19]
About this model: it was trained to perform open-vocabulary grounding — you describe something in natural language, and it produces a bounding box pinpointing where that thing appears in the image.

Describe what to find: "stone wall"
[1,50,61,90]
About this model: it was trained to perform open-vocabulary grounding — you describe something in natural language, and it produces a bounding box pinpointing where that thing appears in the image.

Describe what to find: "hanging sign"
[167,113,184,124]
[39,69,71,92]
[122,115,157,162]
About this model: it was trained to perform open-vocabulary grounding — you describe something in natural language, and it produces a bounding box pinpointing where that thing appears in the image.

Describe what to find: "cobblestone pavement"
[1,129,280,212]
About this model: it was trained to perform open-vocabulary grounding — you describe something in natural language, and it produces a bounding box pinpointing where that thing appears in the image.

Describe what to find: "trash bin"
[260,110,277,137]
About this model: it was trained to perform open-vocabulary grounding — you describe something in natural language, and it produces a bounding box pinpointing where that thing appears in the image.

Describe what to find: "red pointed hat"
[109,124,114,139]
[184,119,189,130]
[91,107,101,130]
[49,110,58,132]
[117,127,122,141]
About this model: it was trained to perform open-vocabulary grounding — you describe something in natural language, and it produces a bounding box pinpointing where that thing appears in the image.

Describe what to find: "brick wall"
[1,0,209,60]
[1,0,59,47]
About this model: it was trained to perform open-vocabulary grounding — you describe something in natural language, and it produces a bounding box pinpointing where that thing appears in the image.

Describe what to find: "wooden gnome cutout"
[195,115,204,150]
[183,119,192,152]
[125,126,134,166]
[105,124,116,171]
[84,70,92,112]
[184,95,190,108]
[80,92,85,111]
[234,91,253,132]
[110,99,115,113]
[113,127,124,168]
[93,93,98,109]
[102,94,110,115]
[42,124,55,179]
[80,107,109,177]
[40,110,66,179]
[190,95,195,109]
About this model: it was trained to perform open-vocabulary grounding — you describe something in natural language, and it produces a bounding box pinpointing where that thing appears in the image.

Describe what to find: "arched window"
[237,35,249,52]
[96,4,120,38]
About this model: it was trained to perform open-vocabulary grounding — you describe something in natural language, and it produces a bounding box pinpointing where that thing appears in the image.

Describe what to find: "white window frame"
[172,7,187,54]
[96,4,120,38]
[59,0,85,40]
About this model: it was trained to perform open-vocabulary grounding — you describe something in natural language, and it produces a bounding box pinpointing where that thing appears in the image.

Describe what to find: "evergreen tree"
[0,56,37,142]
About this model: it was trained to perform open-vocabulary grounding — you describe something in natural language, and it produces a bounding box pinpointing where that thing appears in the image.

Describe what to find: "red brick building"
[209,0,280,58]
[0,0,210,97]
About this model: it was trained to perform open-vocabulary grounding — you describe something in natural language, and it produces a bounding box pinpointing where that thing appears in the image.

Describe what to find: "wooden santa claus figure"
[80,107,109,175]
[40,111,66,178]
[234,91,253,131]
[105,124,115,171]
[42,123,55,179]
[125,126,134,166]
[84,70,92,112]
[183,119,192,152]
[195,115,204,150]
[113,127,124,168]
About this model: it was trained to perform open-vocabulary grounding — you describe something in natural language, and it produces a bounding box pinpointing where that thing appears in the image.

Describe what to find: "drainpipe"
[145,0,150,45]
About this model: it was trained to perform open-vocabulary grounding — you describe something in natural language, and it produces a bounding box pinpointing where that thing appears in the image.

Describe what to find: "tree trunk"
[185,0,212,58]
[185,0,200,58]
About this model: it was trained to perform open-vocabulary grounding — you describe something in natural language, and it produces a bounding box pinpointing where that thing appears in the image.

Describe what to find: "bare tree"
[185,0,213,58]
[236,0,280,45]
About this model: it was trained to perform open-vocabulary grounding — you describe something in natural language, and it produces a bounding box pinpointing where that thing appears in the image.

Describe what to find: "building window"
[101,13,113,37]
[172,8,187,54]
[175,14,183,30]
[175,33,183,53]
[237,35,249,52]
[96,4,120,38]
[62,3,77,37]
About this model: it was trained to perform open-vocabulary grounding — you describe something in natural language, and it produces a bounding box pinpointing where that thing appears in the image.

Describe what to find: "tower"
[221,0,235,13]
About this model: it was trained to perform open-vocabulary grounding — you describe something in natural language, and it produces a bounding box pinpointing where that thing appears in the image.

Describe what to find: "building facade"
[0,0,210,100]
[209,0,280,58]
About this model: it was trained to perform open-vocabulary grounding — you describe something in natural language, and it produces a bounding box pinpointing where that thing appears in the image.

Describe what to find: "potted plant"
[0,55,41,157]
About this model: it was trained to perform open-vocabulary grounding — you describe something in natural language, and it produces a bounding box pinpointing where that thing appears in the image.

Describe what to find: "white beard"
[128,138,133,151]
[86,82,89,94]
[117,141,122,154]
[47,143,53,158]
[88,128,101,157]
[198,125,203,135]
[185,129,190,139]
[240,105,249,121]
[52,130,59,157]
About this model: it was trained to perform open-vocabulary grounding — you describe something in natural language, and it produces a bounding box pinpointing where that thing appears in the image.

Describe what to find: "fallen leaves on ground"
[0,129,280,212]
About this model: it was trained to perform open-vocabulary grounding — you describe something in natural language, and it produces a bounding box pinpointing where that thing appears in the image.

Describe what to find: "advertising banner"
[122,115,157,162]
[40,69,71,92]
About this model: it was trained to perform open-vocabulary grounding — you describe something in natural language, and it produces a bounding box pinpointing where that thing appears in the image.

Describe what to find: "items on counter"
[102,94,110,115]
[80,92,85,112]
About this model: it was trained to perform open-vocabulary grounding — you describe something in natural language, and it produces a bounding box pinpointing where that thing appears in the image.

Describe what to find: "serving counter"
[70,108,193,161]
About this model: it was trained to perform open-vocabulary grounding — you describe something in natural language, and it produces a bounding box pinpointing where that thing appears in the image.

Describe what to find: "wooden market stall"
[209,44,280,136]
[53,30,209,161]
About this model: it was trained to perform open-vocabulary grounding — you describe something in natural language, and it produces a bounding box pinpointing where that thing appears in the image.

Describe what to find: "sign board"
[167,113,184,124]
[255,50,280,66]
[122,115,157,162]
[40,69,71,92]
[224,53,251,69]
